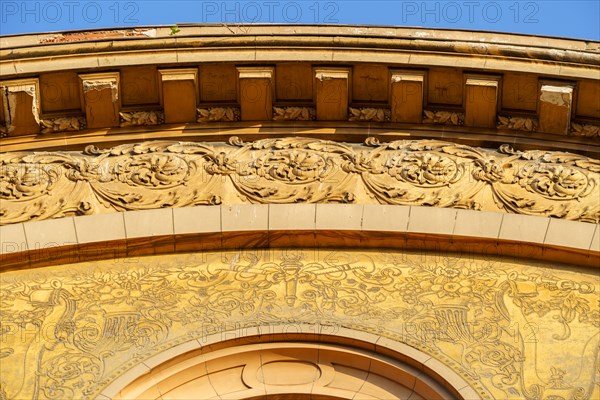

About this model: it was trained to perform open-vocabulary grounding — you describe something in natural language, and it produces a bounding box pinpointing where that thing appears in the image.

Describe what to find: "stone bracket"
[79,72,121,129]
[464,75,500,129]
[314,67,351,121]
[0,78,41,136]
[237,67,274,121]
[538,81,575,135]
[390,70,425,123]
[159,68,199,124]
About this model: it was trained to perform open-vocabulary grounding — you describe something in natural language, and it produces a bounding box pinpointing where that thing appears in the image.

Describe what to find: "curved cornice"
[1,25,599,155]
[1,29,599,79]
[2,25,599,66]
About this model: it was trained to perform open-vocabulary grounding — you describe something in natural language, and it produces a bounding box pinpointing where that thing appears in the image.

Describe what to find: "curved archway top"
[106,333,474,400]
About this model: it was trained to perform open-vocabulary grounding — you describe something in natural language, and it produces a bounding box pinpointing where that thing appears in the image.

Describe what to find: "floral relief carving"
[273,106,315,121]
[1,137,598,224]
[497,115,538,132]
[119,110,164,127]
[0,249,597,400]
[348,107,390,122]
[570,122,600,137]
[197,107,240,122]
[40,116,86,133]
[423,110,465,125]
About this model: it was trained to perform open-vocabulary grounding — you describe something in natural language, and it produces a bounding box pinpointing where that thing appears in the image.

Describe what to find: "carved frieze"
[423,110,465,125]
[1,137,598,225]
[348,107,390,122]
[571,122,600,137]
[119,111,164,127]
[273,106,315,121]
[497,115,538,132]
[40,116,86,133]
[0,249,598,400]
[197,107,240,122]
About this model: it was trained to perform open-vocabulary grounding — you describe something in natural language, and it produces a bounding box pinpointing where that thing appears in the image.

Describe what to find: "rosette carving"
[0,164,60,199]
[1,137,598,224]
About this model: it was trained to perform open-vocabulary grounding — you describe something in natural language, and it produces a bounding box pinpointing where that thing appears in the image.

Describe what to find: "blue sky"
[1,0,598,40]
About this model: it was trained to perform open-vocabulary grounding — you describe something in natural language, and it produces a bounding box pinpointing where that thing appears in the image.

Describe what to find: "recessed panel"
[276,64,312,101]
[121,66,159,106]
[40,72,81,113]
[502,73,537,111]
[353,64,388,102]
[576,80,600,118]
[200,64,238,103]
[427,68,463,106]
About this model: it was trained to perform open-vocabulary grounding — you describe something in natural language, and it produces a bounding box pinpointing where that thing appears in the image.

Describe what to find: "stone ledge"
[1,205,598,269]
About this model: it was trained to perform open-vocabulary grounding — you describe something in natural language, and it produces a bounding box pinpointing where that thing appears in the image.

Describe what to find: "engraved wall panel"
[502,73,538,112]
[0,249,598,400]
[576,80,600,119]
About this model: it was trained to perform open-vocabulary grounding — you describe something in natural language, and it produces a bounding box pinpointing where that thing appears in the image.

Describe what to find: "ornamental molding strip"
[1,137,598,225]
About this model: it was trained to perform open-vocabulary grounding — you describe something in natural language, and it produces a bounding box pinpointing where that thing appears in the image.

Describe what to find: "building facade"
[0,25,599,399]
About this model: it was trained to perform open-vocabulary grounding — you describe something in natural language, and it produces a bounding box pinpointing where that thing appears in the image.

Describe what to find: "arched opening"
[112,334,471,400]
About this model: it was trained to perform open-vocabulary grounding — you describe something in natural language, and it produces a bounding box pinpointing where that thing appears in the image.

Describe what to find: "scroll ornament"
[0,137,598,225]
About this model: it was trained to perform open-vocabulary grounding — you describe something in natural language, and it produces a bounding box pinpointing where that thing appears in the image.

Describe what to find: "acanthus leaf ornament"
[497,115,538,132]
[348,107,390,122]
[423,110,464,126]
[119,110,164,127]
[41,116,86,133]
[197,107,240,123]
[273,106,316,121]
[570,122,600,137]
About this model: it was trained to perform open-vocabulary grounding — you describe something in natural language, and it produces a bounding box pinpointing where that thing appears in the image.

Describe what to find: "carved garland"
[0,137,598,225]
[40,116,87,134]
